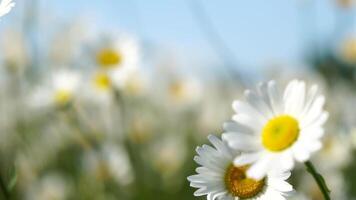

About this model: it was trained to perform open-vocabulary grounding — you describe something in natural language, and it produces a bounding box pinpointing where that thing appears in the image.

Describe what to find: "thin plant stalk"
[305,161,331,200]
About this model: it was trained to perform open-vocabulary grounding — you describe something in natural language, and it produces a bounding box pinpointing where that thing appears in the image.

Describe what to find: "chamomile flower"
[93,34,140,89]
[0,0,15,18]
[188,135,293,200]
[81,70,113,104]
[223,80,328,180]
[31,70,80,107]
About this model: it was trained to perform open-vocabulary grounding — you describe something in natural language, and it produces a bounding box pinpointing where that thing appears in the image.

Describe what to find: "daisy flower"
[93,34,140,89]
[31,70,80,107]
[223,80,328,180]
[0,0,15,18]
[188,135,293,200]
[82,70,113,104]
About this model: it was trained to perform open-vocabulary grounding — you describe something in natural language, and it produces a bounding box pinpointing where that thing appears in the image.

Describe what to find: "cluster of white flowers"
[28,33,142,109]
[188,80,328,200]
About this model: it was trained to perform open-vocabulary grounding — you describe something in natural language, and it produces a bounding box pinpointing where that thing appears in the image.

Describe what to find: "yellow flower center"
[93,72,112,91]
[96,48,122,68]
[225,165,265,198]
[262,115,300,152]
[54,89,72,105]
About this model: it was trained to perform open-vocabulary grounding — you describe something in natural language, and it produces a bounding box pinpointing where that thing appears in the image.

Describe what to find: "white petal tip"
[246,169,265,181]
[233,157,246,166]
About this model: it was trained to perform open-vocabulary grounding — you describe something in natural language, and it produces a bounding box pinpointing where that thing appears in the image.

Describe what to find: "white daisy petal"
[269,180,293,192]
[300,84,318,117]
[300,96,325,127]
[283,80,298,113]
[293,81,306,116]
[223,121,254,135]
[246,154,273,180]
[232,114,263,132]
[223,132,260,151]
[279,151,295,171]
[244,90,273,119]
[233,100,267,123]
[233,152,260,166]
[267,80,282,115]
[257,82,275,116]
[292,143,310,162]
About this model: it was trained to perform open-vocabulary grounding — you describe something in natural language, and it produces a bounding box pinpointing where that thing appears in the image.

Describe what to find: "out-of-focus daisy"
[93,34,140,89]
[80,70,113,104]
[30,69,80,107]
[188,135,293,200]
[92,71,112,92]
[0,0,15,18]
[167,78,202,106]
[123,70,148,96]
[25,173,70,200]
[82,143,134,185]
[223,80,328,179]
[151,135,186,177]
[315,133,352,170]
[129,116,153,144]
[299,169,346,200]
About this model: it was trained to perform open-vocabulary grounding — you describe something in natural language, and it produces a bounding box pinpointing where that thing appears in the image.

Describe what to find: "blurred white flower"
[80,70,114,105]
[315,133,352,170]
[167,78,202,105]
[101,143,134,185]
[299,169,347,200]
[93,34,140,90]
[0,0,15,18]
[82,143,134,185]
[123,70,148,96]
[150,134,187,177]
[30,69,81,107]
[224,80,328,180]
[188,135,293,200]
[26,173,70,200]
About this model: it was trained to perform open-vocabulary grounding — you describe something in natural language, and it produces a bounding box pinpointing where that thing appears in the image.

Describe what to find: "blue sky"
[4,0,353,75]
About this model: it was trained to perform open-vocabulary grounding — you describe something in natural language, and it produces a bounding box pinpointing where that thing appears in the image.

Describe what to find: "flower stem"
[305,161,331,200]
